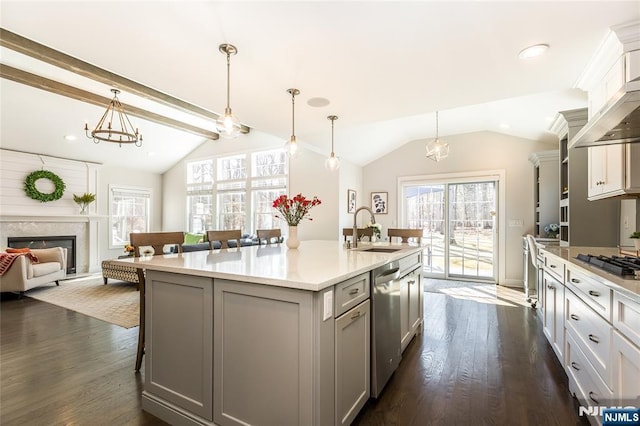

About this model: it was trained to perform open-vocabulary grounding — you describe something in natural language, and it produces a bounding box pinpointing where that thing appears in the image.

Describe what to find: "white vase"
[286,226,300,249]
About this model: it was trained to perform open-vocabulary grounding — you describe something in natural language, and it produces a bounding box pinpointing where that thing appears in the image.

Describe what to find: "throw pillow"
[6,247,31,253]
[184,232,204,245]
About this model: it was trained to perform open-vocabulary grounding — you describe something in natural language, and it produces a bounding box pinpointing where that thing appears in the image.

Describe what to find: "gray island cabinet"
[120,241,423,426]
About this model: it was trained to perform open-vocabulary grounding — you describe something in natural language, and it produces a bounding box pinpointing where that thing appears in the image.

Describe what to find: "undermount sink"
[360,247,402,253]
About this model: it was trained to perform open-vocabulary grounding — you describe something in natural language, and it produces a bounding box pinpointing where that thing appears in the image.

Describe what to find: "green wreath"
[24,170,66,202]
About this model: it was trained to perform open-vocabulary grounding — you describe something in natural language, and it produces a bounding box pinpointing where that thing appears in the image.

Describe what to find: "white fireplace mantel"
[0,215,108,223]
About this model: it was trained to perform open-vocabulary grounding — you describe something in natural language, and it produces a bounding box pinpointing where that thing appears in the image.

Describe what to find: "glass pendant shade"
[216,107,241,138]
[425,137,449,162]
[325,153,340,171]
[426,111,449,162]
[284,135,300,158]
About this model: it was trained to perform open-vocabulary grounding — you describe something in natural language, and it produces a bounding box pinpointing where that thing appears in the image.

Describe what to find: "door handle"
[570,314,579,321]
[588,392,599,404]
[571,362,580,371]
[571,278,580,283]
[588,290,600,297]
[588,334,599,344]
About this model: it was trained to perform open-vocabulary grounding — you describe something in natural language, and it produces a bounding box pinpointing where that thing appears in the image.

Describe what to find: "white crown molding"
[529,150,559,166]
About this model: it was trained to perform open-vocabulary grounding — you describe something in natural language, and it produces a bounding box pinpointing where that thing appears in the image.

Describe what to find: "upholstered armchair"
[0,247,67,294]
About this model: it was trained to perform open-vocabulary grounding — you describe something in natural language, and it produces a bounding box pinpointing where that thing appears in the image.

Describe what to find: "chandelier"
[284,88,300,158]
[85,89,142,147]
[216,43,241,138]
[325,115,340,171]
[425,111,449,162]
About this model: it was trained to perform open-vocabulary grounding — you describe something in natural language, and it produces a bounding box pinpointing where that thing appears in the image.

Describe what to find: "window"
[186,148,287,234]
[109,185,151,248]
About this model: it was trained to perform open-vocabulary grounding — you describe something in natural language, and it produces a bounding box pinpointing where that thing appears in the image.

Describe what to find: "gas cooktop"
[576,254,640,279]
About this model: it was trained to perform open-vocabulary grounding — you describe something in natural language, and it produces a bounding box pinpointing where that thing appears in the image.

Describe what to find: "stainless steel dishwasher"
[370,260,401,398]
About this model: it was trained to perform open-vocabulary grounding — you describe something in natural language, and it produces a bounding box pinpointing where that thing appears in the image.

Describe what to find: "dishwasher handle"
[375,267,400,284]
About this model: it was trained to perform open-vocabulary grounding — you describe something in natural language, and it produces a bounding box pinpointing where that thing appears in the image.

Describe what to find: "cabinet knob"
[588,334,600,344]
[571,361,580,371]
[588,290,600,297]
[570,314,579,321]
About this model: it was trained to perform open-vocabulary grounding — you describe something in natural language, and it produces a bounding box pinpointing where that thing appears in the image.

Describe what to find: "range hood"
[569,49,640,149]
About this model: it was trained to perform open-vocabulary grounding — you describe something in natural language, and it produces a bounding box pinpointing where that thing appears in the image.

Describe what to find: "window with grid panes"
[185,149,287,235]
[109,185,151,248]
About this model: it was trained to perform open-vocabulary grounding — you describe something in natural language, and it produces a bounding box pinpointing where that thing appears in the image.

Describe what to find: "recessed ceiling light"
[64,134,77,141]
[307,97,330,108]
[518,44,549,59]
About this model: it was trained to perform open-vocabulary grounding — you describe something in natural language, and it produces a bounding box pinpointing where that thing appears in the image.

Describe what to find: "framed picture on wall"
[371,191,388,214]
[347,189,356,213]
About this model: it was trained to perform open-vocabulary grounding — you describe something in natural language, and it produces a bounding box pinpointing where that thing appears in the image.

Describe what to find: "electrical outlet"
[323,290,333,321]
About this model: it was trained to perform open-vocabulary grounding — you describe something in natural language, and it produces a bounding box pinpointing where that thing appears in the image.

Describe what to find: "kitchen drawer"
[566,289,612,388]
[566,265,612,322]
[543,252,564,282]
[613,291,640,349]
[334,272,370,318]
[566,332,613,419]
[398,251,422,276]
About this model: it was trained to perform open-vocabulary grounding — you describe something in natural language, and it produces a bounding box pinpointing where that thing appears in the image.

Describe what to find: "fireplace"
[8,235,76,274]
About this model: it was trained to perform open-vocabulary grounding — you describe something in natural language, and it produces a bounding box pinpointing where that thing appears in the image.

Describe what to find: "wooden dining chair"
[342,227,374,242]
[257,229,282,245]
[206,230,242,249]
[129,231,184,372]
[387,228,423,244]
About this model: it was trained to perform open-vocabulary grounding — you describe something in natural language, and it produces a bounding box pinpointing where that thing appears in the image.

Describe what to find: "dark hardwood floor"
[1,287,588,425]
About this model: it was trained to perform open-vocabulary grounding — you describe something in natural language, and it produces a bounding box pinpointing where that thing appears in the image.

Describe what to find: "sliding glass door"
[401,176,497,282]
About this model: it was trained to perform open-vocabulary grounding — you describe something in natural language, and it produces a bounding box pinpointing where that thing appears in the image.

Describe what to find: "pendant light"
[216,43,241,139]
[425,111,449,162]
[284,88,300,158]
[325,115,340,171]
[85,88,142,147]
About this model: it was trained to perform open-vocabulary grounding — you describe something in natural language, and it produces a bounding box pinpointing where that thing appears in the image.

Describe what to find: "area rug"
[26,275,139,328]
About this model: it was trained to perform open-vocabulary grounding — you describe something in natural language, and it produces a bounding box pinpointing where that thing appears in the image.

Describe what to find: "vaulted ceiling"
[1,1,638,173]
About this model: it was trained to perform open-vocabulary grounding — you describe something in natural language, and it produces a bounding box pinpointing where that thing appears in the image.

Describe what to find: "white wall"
[338,159,363,240]
[362,131,554,286]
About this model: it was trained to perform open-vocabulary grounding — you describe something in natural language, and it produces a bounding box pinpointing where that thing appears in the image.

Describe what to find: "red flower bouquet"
[273,193,322,226]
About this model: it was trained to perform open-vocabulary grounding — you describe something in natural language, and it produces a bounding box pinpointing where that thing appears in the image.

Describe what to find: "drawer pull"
[570,314,579,321]
[348,288,360,295]
[547,285,555,290]
[549,264,557,269]
[571,362,580,371]
[588,290,600,297]
[350,311,361,320]
[570,278,580,283]
[408,280,416,285]
[588,334,600,344]
[588,392,599,404]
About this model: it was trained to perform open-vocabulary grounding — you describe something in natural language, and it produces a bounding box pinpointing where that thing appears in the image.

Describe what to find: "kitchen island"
[112,240,423,426]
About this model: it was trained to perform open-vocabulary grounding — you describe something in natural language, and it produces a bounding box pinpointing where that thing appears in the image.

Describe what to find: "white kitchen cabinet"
[543,269,565,362]
[588,144,640,200]
[611,330,640,405]
[335,300,370,426]
[400,266,423,352]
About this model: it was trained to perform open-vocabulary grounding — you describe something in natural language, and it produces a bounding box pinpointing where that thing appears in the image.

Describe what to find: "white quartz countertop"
[110,240,423,292]
[541,246,640,300]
